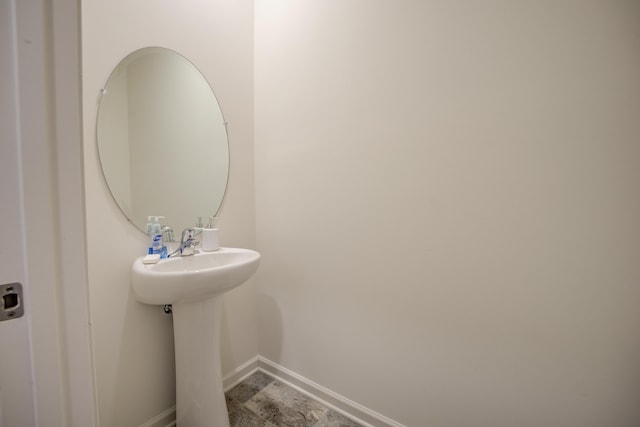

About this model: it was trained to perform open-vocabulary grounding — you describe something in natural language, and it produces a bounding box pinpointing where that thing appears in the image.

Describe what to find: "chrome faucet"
[169,228,200,257]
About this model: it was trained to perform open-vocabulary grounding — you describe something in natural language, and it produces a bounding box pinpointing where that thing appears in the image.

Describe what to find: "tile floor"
[225,370,364,427]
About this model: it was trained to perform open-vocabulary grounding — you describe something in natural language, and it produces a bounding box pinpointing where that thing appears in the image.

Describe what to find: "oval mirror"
[96,47,229,234]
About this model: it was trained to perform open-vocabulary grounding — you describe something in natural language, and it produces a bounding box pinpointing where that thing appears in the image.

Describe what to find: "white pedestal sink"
[131,247,260,426]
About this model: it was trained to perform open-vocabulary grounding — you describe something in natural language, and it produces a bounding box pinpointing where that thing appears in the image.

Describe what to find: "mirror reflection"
[97,47,229,234]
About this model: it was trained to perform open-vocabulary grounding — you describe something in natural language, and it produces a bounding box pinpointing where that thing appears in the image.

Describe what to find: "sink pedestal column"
[172,295,229,427]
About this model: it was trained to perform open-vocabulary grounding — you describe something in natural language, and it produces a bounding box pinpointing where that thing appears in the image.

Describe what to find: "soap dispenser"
[201,216,220,251]
[149,216,167,258]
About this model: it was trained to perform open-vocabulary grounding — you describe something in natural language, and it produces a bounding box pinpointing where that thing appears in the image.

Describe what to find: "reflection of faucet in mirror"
[162,226,175,243]
[169,228,200,257]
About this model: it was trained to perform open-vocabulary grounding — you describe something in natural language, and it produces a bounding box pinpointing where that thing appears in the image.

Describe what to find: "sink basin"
[131,247,260,305]
[131,246,260,426]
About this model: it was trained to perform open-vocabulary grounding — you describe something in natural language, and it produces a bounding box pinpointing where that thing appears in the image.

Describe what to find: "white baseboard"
[223,356,259,391]
[141,355,404,427]
[137,405,175,427]
[256,356,406,427]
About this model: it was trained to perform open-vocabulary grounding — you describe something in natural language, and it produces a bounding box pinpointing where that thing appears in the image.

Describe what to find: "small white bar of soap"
[142,254,161,264]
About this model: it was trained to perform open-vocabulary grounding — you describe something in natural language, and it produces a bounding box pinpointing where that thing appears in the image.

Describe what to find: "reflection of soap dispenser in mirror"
[201,216,220,252]
[146,216,155,254]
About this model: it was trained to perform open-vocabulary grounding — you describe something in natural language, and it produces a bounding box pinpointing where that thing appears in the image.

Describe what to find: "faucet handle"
[181,228,196,242]
[178,228,199,256]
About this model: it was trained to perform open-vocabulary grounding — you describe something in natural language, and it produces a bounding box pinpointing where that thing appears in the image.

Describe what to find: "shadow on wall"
[257,293,283,362]
[111,288,176,426]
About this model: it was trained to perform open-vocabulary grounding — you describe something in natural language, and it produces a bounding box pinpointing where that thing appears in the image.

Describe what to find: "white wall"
[81,1,255,425]
[255,1,640,426]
